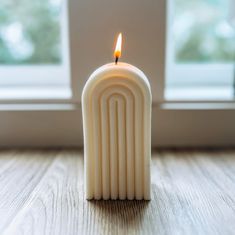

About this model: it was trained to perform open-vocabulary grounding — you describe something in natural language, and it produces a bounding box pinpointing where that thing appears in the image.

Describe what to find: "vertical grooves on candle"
[92,100,99,199]
[107,99,111,200]
[124,99,127,199]
[142,99,144,200]
[133,99,136,199]
[115,100,119,199]
[99,99,103,198]
[109,99,112,199]
[131,96,135,200]
[84,98,94,199]
[109,97,118,199]
[84,77,150,200]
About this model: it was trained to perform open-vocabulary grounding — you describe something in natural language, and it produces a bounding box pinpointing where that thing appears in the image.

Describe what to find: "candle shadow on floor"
[87,198,150,229]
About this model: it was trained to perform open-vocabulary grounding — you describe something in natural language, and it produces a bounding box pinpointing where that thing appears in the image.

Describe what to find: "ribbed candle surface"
[82,63,152,200]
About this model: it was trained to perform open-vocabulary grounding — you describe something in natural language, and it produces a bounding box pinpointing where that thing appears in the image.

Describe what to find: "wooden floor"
[0,149,235,235]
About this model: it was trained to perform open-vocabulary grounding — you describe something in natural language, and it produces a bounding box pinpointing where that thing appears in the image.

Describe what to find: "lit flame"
[114,33,122,63]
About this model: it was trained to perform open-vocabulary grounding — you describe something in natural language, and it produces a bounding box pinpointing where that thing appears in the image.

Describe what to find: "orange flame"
[114,33,122,60]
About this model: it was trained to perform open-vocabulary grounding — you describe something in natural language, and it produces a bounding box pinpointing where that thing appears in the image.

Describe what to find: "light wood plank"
[1,149,235,235]
[0,150,56,233]
[4,150,83,235]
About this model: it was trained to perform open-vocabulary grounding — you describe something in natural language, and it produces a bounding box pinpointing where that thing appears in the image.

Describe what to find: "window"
[0,0,70,99]
[166,0,235,100]
[1,0,235,147]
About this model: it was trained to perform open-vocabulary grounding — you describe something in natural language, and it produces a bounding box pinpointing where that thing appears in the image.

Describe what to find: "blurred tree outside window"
[0,0,62,64]
[174,0,235,63]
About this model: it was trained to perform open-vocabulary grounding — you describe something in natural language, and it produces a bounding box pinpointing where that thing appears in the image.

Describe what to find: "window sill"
[165,86,234,101]
[0,86,72,101]
[0,103,78,111]
[1,86,235,111]
[1,101,235,112]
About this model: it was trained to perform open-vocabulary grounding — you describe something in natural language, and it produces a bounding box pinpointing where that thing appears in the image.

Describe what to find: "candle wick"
[115,56,119,65]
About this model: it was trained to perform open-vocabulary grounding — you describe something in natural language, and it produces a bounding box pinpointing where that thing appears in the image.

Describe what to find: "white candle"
[82,34,152,200]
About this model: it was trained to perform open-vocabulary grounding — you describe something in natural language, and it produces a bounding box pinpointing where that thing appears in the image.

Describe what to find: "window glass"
[174,0,235,63]
[0,0,62,64]
[166,0,235,100]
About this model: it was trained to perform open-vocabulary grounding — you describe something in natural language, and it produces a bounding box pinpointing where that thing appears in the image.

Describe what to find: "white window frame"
[166,0,235,100]
[0,0,235,148]
[167,64,234,88]
[0,0,71,99]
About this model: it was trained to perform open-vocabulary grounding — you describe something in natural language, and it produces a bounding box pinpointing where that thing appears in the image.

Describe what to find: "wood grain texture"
[0,149,235,235]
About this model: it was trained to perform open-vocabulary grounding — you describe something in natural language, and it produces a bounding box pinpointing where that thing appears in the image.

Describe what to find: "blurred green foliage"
[0,0,234,65]
[0,0,61,64]
[174,0,235,63]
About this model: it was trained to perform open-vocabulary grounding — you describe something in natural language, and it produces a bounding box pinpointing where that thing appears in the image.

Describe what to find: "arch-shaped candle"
[82,62,152,200]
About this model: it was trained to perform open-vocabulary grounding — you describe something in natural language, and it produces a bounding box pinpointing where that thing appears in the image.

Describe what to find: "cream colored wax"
[82,62,152,200]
